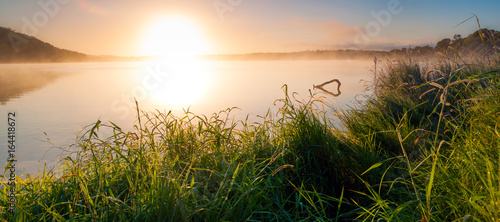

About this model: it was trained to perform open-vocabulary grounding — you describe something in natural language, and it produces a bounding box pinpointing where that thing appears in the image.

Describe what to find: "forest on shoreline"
[1,26,499,63]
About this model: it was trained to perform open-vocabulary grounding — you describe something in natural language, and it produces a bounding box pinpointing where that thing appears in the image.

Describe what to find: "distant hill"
[0,27,88,63]
[1,26,499,63]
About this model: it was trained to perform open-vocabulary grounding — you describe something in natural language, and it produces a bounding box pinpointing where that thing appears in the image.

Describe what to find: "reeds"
[336,32,500,220]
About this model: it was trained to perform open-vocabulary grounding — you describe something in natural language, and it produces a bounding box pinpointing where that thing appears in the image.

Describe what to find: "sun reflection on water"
[141,56,211,109]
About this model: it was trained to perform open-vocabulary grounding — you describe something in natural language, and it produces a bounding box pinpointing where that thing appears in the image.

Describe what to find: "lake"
[0,59,374,175]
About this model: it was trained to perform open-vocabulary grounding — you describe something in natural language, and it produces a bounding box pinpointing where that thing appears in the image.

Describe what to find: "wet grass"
[1,49,500,221]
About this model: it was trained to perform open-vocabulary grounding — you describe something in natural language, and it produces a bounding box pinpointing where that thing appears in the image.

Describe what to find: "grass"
[1,38,500,221]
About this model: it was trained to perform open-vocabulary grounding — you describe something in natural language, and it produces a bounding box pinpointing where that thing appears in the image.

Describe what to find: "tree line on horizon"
[0,26,499,63]
[388,28,500,58]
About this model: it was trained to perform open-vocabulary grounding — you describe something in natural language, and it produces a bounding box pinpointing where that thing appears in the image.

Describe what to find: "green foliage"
[0,93,356,221]
[341,40,500,221]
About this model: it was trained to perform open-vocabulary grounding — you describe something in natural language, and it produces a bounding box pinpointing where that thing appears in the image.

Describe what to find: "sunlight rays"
[141,15,209,59]
[140,58,212,108]
[139,15,212,108]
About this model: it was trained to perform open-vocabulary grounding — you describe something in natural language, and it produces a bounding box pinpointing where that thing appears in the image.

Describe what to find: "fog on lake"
[0,60,374,175]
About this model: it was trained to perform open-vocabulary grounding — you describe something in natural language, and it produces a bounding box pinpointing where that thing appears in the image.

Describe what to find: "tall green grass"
[0,92,359,221]
[1,32,500,220]
[337,30,500,220]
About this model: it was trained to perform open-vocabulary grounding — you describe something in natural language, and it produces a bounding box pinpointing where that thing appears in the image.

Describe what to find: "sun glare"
[139,16,212,108]
[141,16,209,59]
[142,59,211,108]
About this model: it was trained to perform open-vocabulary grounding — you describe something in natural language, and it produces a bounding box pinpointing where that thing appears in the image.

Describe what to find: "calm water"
[0,60,374,175]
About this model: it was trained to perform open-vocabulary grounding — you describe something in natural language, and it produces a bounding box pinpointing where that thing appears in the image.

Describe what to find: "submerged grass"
[2,42,500,221]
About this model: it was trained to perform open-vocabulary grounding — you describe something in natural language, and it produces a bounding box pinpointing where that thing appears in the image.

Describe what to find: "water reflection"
[0,60,374,176]
[314,79,342,97]
[0,68,64,104]
[141,58,211,107]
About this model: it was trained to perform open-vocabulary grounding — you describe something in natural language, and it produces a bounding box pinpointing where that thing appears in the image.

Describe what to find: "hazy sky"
[1,0,499,56]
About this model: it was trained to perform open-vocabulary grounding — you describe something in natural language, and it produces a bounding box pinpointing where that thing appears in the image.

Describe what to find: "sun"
[138,16,212,108]
[141,16,209,59]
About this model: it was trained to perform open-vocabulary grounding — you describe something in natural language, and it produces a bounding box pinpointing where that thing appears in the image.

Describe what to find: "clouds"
[316,21,358,42]
[280,17,360,50]
[295,18,356,37]
[77,0,105,15]
[278,16,433,51]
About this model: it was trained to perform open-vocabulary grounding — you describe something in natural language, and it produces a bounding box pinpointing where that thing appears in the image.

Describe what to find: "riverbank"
[1,50,500,220]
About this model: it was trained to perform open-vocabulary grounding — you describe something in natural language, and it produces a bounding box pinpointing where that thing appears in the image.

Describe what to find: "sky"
[1,0,499,56]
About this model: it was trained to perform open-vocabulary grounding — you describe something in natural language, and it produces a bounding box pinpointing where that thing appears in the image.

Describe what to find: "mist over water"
[0,60,374,175]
